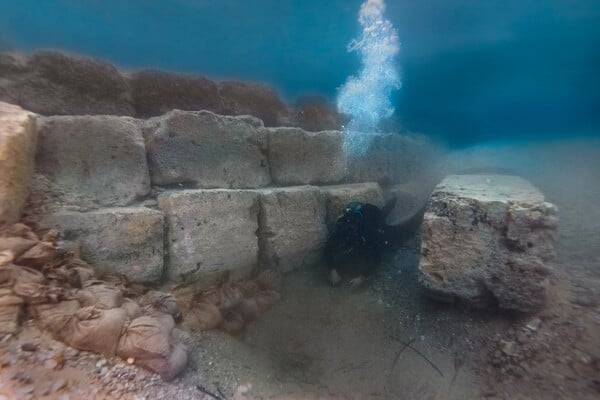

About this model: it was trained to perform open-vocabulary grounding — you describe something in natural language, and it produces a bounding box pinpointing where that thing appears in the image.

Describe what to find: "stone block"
[0,102,37,226]
[319,182,384,229]
[347,133,437,185]
[256,186,327,273]
[157,189,259,283]
[39,207,165,283]
[418,174,558,312]
[35,115,151,207]
[145,110,270,188]
[268,127,347,185]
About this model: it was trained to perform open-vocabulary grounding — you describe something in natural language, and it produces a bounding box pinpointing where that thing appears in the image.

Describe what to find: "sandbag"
[117,316,172,359]
[255,269,282,291]
[0,287,24,334]
[63,306,128,356]
[137,290,181,321]
[255,290,281,314]
[0,223,39,241]
[121,298,143,320]
[181,302,222,331]
[138,342,188,382]
[16,241,61,268]
[77,280,122,309]
[32,300,81,334]
[0,237,38,259]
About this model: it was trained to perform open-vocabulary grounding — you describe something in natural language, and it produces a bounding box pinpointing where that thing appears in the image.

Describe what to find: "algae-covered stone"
[256,186,327,272]
[0,51,134,116]
[35,115,151,207]
[418,174,558,312]
[268,127,347,185]
[0,102,37,226]
[319,182,384,229]
[39,207,165,283]
[145,110,270,189]
[158,189,259,283]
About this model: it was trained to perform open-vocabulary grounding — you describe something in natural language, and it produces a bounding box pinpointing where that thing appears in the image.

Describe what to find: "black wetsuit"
[325,199,426,281]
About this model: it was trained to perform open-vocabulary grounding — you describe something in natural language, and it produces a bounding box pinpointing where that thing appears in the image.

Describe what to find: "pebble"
[20,343,38,352]
[52,378,67,392]
[127,357,135,364]
[63,348,79,359]
[44,358,58,369]
[16,385,34,396]
[96,359,107,368]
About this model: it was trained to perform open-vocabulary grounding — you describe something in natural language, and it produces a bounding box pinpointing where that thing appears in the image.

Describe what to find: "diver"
[325,197,426,288]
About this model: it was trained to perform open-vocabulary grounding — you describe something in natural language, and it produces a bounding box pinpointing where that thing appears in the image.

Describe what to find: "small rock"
[44,358,59,370]
[96,359,107,368]
[63,347,79,359]
[501,340,517,357]
[127,357,135,364]
[52,378,68,392]
[20,343,38,352]
[525,318,542,332]
[17,385,34,396]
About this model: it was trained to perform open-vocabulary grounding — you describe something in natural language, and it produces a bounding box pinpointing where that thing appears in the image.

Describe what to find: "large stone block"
[256,186,327,273]
[268,127,347,185]
[157,189,259,283]
[319,182,384,229]
[0,102,37,226]
[39,207,165,283]
[145,110,271,188]
[418,175,558,312]
[0,51,134,116]
[35,115,151,207]
[347,133,438,185]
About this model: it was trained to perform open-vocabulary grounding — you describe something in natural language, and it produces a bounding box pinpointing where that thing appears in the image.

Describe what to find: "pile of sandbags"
[174,269,281,334]
[0,223,187,381]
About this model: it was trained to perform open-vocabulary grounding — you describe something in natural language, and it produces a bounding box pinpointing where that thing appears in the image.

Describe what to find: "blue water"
[1,0,599,146]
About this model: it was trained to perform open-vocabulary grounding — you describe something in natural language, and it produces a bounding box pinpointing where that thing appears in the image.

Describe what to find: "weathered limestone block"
[0,102,37,226]
[39,207,164,283]
[419,175,558,312]
[268,127,347,185]
[256,186,327,273]
[158,189,259,283]
[347,133,437,185]
[0,51,134,116]
[35,115,151,207]
[319,182,384,228]
[145,110,270,188]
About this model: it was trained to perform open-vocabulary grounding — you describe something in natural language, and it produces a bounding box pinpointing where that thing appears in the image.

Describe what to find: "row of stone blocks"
[34,109,434,210]
[37,183,385,284]
[1,101,432,285]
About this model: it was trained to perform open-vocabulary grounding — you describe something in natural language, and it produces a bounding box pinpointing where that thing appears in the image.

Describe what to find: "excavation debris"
[0,223,187,381]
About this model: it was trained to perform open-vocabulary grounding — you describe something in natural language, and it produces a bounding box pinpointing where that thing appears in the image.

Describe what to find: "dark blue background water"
[1,0,599,146]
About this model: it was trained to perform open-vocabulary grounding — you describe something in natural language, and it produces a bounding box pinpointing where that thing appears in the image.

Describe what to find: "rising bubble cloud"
[337,0,401,155]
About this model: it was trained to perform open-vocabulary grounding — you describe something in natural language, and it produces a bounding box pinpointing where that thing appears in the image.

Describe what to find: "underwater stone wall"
[1,101,436,286]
